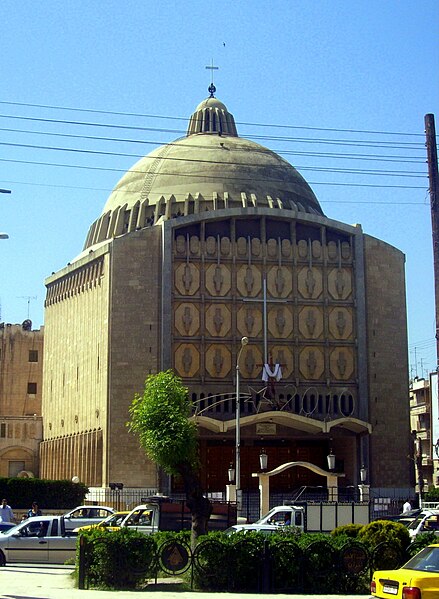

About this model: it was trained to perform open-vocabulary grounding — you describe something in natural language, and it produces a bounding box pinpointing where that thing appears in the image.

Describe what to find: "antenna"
[18,296,37,320]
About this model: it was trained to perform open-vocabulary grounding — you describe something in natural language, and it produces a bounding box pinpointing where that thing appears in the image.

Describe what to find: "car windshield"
[403,546,439,573]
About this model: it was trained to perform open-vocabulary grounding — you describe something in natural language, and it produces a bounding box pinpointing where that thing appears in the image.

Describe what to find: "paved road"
[0,564,372,598]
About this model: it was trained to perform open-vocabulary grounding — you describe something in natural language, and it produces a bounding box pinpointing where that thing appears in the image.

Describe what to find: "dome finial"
[205,60,219,97]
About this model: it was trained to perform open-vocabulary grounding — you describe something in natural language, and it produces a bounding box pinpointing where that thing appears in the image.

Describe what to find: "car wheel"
[0,551,6,566]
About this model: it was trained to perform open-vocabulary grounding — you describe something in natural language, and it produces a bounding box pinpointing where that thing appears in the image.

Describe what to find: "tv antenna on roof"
[18,296,37,319]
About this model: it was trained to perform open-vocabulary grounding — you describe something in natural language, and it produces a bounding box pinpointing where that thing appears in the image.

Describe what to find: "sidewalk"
[0,564,371,598]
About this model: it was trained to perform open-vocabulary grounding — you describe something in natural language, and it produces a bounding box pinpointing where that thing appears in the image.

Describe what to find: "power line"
[0,140,427,178]
[0,112,426,150]
[0,98,427,137]
[0,125,426,163]
[0,156,428,189]
[0,178,429,201]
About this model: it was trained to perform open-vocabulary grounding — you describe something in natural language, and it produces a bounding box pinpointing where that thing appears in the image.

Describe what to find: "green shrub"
[424,486,439,502]
[331,523,364,538]
[0,477,88,509]
[77,528,157,589]
[359,520,410,551]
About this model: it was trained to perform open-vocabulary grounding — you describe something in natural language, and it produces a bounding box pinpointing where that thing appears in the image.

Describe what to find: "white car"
[63,505,115,531]
[407,509,439,539]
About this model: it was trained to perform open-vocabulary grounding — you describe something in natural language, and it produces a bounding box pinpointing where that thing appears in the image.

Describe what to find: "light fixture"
[235,336,249,515]
[327,450,336,471]
[228,463,235,483]
[360,465,367,483]
[259,449,268,471]
[72,476,80,484]
[109,482,124,490]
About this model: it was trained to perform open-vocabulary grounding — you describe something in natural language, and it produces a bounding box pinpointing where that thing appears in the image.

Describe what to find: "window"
[0,423,6,438]
[28,350,38,362]
[27,382,37,394]
[8,461,25,477]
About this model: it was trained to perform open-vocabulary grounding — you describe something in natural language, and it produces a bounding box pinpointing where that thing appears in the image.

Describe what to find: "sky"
[0,0,438,377]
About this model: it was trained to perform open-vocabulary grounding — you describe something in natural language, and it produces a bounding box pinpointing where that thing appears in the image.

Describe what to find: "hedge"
[0,477,88,509]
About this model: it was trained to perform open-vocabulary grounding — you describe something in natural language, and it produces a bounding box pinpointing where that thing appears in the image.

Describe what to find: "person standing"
[402,500,412,513]
[0,498,15,523]
[27,502,42,518]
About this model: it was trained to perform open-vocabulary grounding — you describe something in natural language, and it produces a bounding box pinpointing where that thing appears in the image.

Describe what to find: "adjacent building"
[0,321,43,477]
[40,91,412,499]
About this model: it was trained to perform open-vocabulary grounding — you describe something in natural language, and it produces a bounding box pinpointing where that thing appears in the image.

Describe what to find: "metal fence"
[78,535,418,593]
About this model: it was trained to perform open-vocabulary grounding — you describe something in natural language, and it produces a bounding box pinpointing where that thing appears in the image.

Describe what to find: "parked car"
[378,508,422,524]
[0,516,77,565]
[73,511,129,533]
[371,543,439,598]
[407,510,439,539]
[63,505,115,531]
[0,522,15,533]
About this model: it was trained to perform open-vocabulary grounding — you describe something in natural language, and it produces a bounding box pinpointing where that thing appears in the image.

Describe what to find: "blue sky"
[0,0,438,376]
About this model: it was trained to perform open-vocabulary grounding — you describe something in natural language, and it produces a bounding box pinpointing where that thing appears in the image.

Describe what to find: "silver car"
[63,505,115,531]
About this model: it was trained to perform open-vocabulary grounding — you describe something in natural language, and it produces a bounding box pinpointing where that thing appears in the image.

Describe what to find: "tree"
[127,370,212,544]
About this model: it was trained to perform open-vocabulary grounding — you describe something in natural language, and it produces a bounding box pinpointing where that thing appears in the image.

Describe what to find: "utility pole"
[425,114,439,371]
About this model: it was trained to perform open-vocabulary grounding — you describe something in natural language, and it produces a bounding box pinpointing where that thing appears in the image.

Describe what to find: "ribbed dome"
[83,96,324,250]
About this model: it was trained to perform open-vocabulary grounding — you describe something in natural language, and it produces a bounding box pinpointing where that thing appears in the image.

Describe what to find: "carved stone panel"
[174,303,200,336]
[268,306,293,338]
[271,345,294,379]
[329,347,354,380]
[174,343,200,378]
[237,265,262,297]
[299,346,325,380]
[237,305,263,337]
[267,238,278,258]
[205,264,232,296]
[189,235,200,255]
[328,268,352,300]
[205,344,231,378]
[205,304,231,337]
[240,345,263,379]
[298,306,324,339]
[297,266,323,299]
[220,237,231,256]
[205,236,217,256]
[175,235,186,255]
[328,307,353,340]
[267,265,292,298]
[174,263,200,295]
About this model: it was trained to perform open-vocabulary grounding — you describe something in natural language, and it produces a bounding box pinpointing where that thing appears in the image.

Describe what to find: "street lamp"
[1,188,11,239]
[360,465,367,483]
[327,450,336,471]
[235,336,248,515]
[259,449,268,471]
[228,463,235,483]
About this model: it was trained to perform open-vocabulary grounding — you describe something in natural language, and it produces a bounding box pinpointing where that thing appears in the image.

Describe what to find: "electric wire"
[0,98,428,137]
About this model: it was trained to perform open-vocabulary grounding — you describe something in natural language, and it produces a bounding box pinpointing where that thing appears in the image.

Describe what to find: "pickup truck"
[227,505,306,534]
[0,515,77,566]
[227,501,370,534]
[120,497,237,534]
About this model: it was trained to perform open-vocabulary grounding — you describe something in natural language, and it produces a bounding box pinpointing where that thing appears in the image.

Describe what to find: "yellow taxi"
[371,543,439,599]
[73,511,129,533]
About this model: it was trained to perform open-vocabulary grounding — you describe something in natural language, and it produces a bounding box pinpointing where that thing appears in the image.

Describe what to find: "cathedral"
[40,88,412,499]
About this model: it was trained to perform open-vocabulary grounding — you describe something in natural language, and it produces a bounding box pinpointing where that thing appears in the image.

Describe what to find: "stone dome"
[83,95,323,250]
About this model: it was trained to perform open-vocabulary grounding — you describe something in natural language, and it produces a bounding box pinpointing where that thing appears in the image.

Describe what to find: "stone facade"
[0,322,43,477]
[39,93,412,498]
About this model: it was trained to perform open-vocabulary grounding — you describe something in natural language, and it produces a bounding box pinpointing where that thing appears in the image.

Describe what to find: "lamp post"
[1,188,11,239]
[259,449,268,471]
[360,465,367,483]
[327,450,336,471]
[235,336,248,515]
